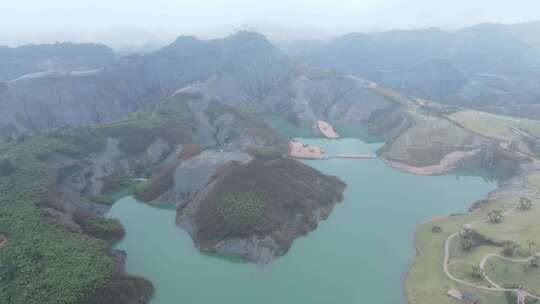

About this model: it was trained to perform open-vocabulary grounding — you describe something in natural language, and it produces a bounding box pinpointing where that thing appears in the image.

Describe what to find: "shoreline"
[402,159,540,304]
[381,149,481,176]
[292,136,499,304]
[111,136,505,304]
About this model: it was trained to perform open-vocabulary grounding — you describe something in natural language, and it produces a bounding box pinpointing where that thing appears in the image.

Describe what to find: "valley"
[1,24,540,304]
[108,138,494,304]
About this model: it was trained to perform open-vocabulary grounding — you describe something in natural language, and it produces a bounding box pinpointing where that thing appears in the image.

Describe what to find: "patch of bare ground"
[382,149,481,175]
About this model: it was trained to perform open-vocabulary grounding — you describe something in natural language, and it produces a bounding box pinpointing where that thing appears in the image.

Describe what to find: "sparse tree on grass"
[519,197,533,210]
[528,240,536,256]
[530,256,539,269]
[460,228,477,251]
[460,227,474,238]
[502,241,518,257]
[461,238,477,251]
[471,264,484,279]
[488,210,503,223]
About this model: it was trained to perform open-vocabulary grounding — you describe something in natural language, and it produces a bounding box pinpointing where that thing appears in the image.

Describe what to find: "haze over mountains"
[1,21,540,142]
[0,32,289,139]
[0,43,116,82]
[0,31,386,142]
[284,21,540,117]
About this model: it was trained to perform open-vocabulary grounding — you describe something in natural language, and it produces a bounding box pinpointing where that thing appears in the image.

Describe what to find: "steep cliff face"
[2,60,155,135]
[262,75,388,125]
[156,150,254,205]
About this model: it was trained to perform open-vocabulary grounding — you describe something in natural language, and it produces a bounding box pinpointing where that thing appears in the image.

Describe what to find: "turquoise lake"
[108,138,496,304]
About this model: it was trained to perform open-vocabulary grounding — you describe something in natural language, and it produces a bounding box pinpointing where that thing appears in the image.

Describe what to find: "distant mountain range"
[2,21,540,142]
[0,31,390,142]
[281,21,540,117]
[0,32,294,140]
[0,42,116,82]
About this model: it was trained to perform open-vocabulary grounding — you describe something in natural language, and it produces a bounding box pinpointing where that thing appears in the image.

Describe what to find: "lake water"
[108,138,495,304]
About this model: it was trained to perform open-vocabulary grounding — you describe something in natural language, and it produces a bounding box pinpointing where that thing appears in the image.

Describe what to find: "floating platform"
[316,121,340,139]
[289,141,376,161]
[289,141,327,160]
[334,154,377,160]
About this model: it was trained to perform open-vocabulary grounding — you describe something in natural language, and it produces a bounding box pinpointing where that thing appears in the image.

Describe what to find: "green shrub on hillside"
[0,262,16,283]
[84,274,154,304]
[245,145,287,159]
[101,172,135,194]
[0,131,114,304]
[50,127,106,158]
[81,217,125,240]
[0,95,206,303]
[205,100,234,123]
[134,164,176,202]
[101,97,194,156]
[195,190,268,240]
[89,195,116,206]
[217,191,265,227]
[0,158,16,176]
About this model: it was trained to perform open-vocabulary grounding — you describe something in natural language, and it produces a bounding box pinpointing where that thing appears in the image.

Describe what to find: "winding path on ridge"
[479,253,540,290]
[442,186,540,300]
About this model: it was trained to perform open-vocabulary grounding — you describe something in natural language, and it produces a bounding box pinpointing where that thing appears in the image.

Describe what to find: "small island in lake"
[177,156,346,264]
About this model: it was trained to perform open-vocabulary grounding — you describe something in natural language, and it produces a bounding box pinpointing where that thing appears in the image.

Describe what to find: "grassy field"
[383,113,475,166]
[448,110,540,154]
[406,211,506,304]
[406,175,540,304]
[474,200,540,253]
[528,174,540,189]
[486,258,540,294]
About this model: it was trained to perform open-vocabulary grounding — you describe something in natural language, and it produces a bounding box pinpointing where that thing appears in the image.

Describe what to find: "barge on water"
[288,141,377,161]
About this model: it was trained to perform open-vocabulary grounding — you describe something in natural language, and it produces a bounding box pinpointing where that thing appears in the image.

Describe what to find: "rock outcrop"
[158,150,253,204]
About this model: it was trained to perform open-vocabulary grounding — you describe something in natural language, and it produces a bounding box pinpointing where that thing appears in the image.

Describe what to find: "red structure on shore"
[316,121,339,139]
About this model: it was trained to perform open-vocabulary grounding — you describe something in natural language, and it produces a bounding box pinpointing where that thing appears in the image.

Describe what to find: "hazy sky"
[2,0,540,47]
